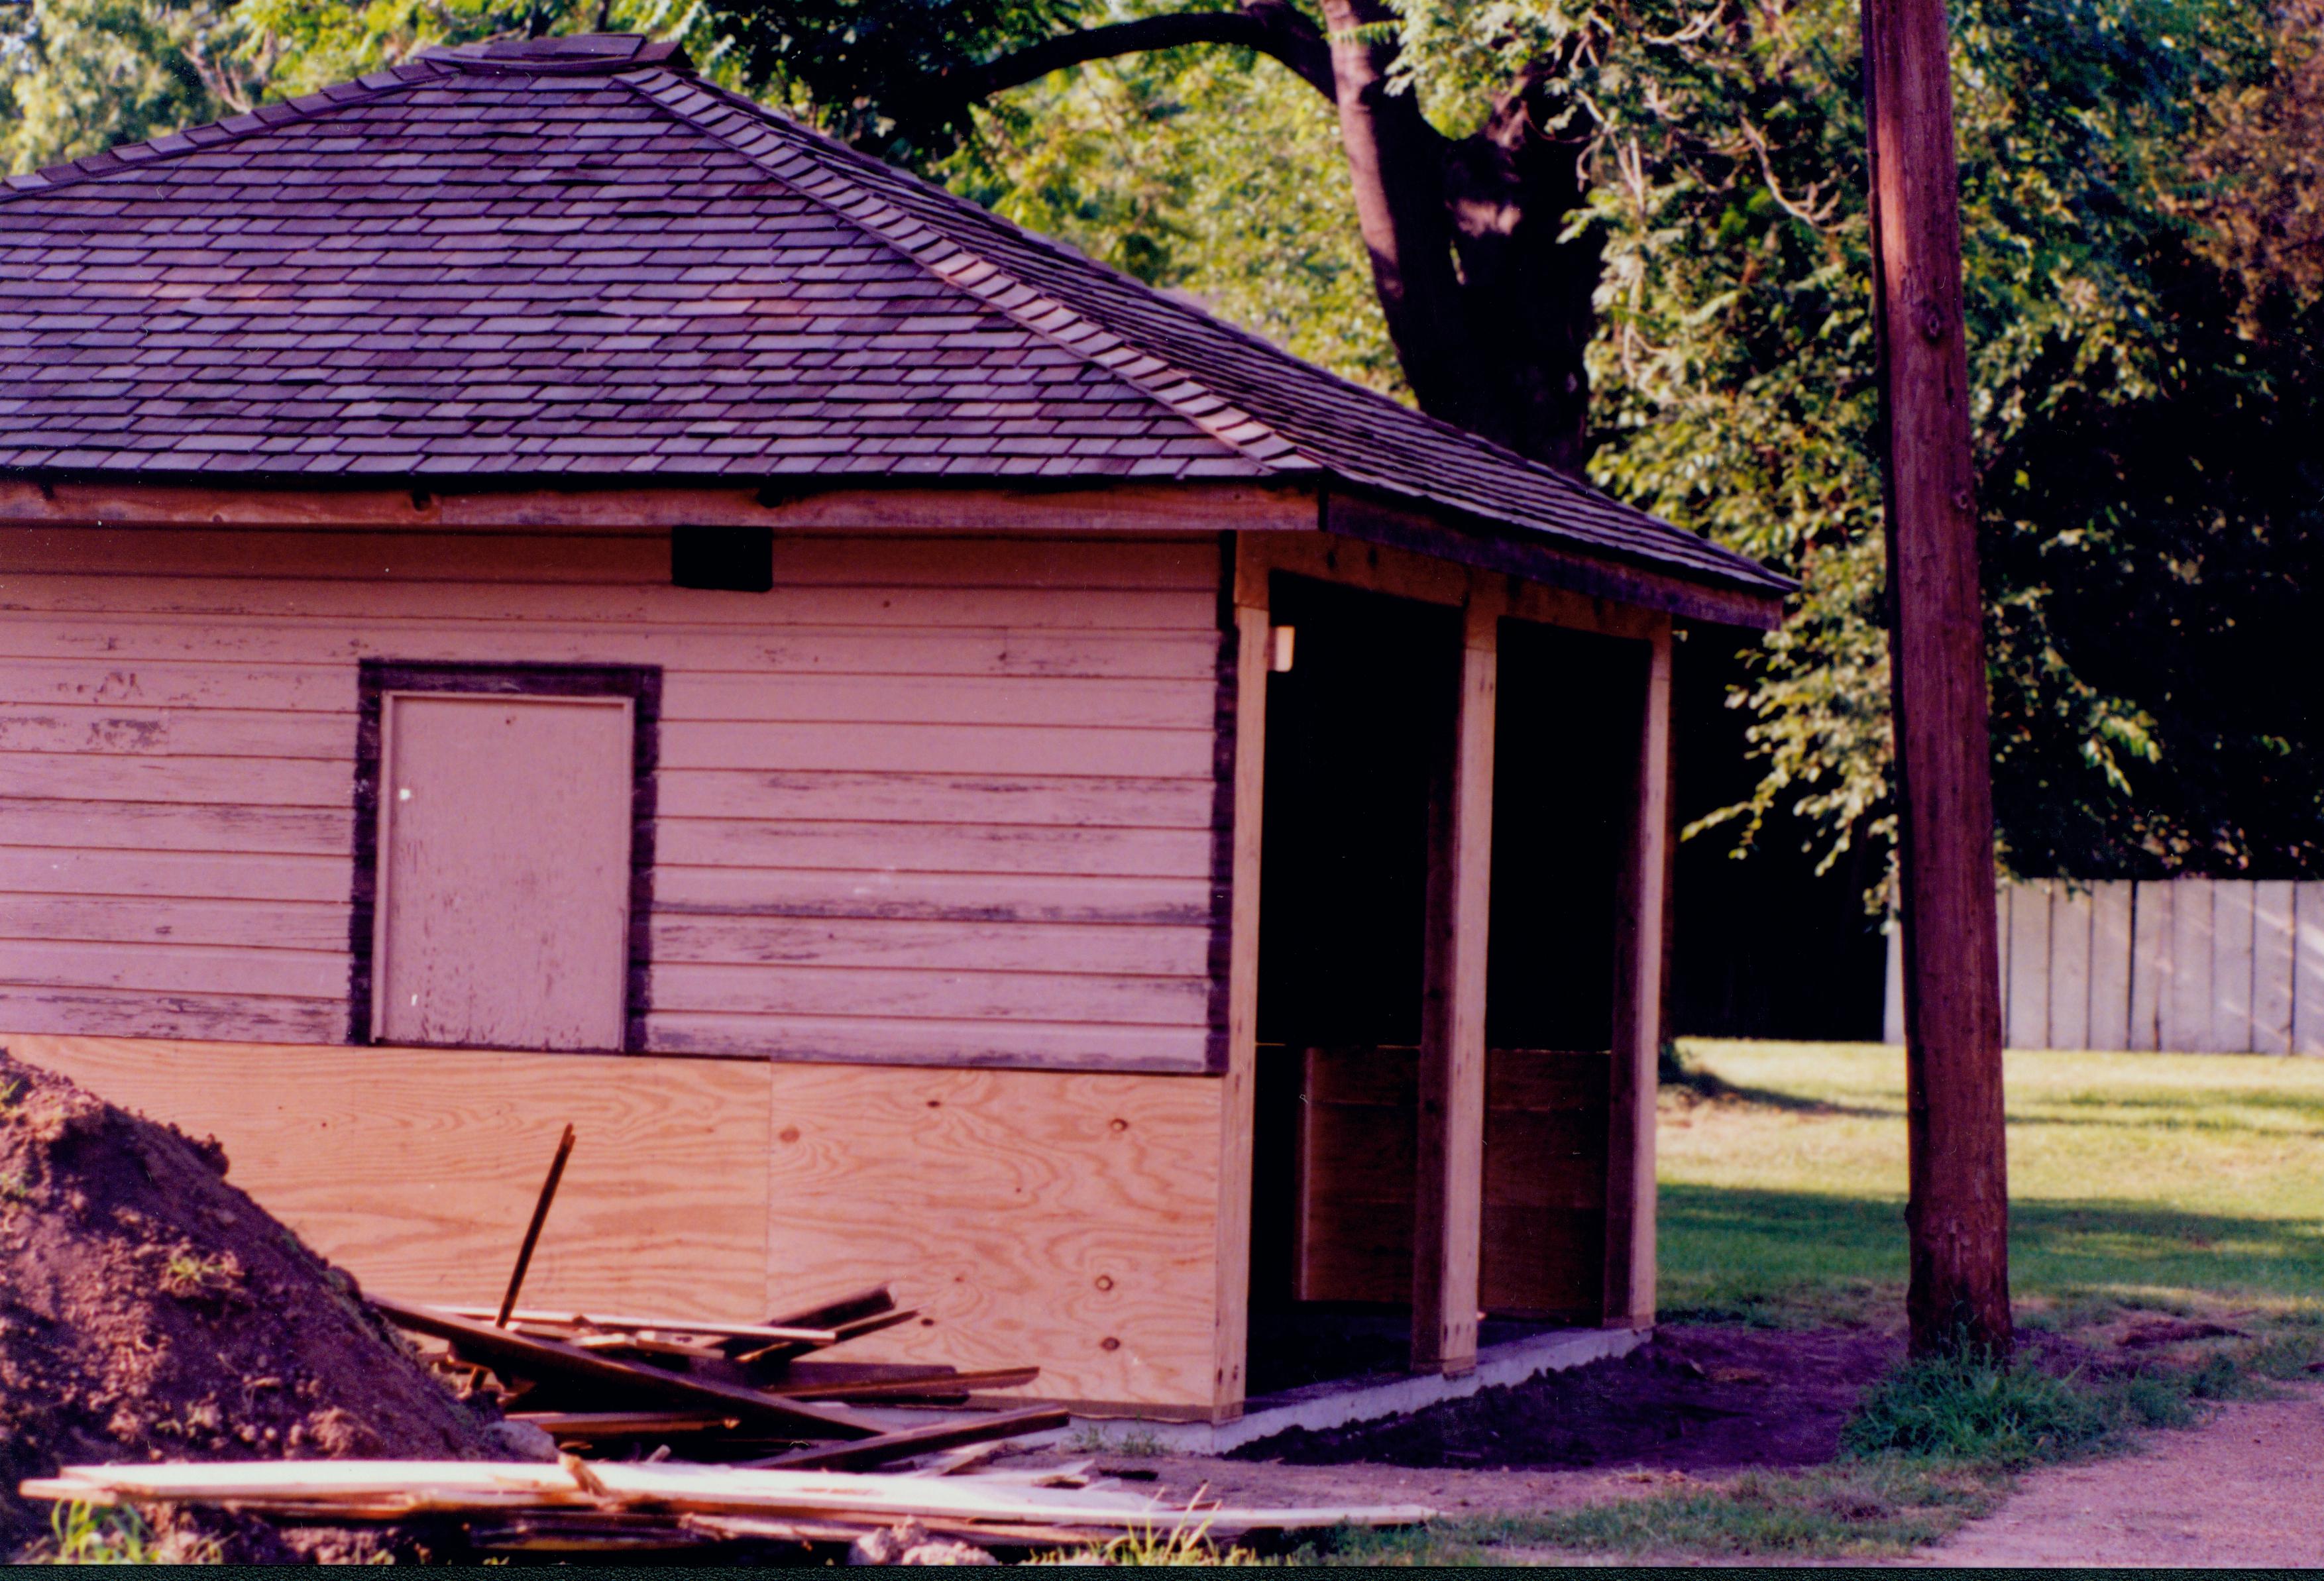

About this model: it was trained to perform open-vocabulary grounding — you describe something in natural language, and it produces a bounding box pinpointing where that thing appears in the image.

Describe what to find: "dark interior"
[1243,578,1644,1398]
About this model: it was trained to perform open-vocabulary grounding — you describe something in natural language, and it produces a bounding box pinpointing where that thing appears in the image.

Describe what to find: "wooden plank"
[0,659,357,713]
[2164,879,2215,1054]
[0,939,343,1000]
[653,819,1213,881]
[370,1298,879,1439]
[2296,882,2324,1057]
[1211,579,1270,1421]
[0,572,1218,632]
[2252,880,2296,1056]
[2005,880,2051,1049]
[4,1034,775,1321]
[0,847,348,902]
[666,672,1215,732]
[1234,525,1665,639]
[1411,590,1496,1378]
[760,1063,1224,1415]
[649,916,1209,978]
[2048,882,2092,1050]
[644,1010,1213,1073]
[0,797,352,856]
[0,989,345,1044]
[2087,880,2134,1050]
[0,702,349,759]
[0,527,1222,591]
[754,1407,1068,1471]
[2209,880,2256,1053]
[1292,1048,1604,1319]
[2129,881,2172,1052]
[1602,622,1672,1328]
[655,720,1212,780]
[1883,920,1905,1044]
[659,771,1215,830]
[0,620,1224,683]
[653,867,1211,928]
[0,478,1317,534]
[0,895,348,952]
[649,963,1209,1027]
[0,751,358,806]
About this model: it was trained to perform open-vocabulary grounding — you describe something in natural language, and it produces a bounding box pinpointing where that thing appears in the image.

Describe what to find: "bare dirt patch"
[0,1048,498,1559]
[1916,1383,2324,1567]
[1239,1324,1899,1473]
[1007,1325,1903,1527]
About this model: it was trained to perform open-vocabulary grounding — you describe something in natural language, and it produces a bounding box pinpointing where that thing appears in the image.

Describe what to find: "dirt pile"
[0,1048,497,1558]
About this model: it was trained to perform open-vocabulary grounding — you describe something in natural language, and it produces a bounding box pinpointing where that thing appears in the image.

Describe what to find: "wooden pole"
[1859,0,2012,1355]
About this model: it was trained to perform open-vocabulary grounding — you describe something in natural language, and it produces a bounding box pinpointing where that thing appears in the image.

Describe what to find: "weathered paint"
[0,525,1223,1071]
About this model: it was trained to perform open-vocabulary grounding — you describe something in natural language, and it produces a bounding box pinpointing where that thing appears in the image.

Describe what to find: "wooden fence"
[1882,879,2324,1053]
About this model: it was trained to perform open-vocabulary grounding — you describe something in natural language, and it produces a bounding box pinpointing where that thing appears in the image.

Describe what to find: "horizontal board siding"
[0,526,1225,1072]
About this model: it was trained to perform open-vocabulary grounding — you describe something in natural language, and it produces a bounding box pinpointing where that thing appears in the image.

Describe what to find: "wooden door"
[372,692,636,1051]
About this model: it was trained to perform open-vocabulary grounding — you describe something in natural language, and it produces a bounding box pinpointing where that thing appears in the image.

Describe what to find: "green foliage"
[1842,1350,2112,1466]
[944,25,1405,396]
[1,0,254,173]
[41,1501,213,1564]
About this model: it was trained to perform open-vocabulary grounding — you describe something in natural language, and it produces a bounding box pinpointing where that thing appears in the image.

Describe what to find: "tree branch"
[947,2,1337,104]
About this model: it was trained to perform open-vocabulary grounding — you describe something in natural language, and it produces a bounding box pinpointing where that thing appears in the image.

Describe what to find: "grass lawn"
[1660,1038,2324,1329]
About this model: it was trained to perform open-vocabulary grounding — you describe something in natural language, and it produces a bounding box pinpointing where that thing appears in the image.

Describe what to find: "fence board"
[2006,881,2051,1049]
[2048,883,2093,1050]
[2253,881,2296,1056]
[2129,881,2172,1052]
[2209,881,2256,1053]
[2297,883,2324,1057]
[2088,881,2134,1050]
[2162,879,2214,1054]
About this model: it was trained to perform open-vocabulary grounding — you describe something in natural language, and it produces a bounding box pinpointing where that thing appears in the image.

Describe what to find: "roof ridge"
[0,60,451,203]
[616,69,1320,478]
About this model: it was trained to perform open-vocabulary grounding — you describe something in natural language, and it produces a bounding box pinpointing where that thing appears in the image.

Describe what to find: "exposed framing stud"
[1603,622,1673,1326]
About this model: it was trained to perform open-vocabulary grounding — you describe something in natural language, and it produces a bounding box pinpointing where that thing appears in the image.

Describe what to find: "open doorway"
[1243,575,1649,1397]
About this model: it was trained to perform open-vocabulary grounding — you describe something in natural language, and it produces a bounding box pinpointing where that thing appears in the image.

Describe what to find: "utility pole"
[1859,0,2013,1356]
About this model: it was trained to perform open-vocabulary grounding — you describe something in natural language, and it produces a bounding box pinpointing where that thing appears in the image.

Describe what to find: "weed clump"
[1842,1350,2109,1467]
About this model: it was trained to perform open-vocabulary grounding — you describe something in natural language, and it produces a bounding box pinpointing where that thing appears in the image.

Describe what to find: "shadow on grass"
[1662,1184,2324,1315]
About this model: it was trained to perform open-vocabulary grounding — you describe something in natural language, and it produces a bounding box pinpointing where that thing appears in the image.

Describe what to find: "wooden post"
[1411,584,1498,1376]
[1861,0,2013,1355]
[1211,536,1273,1421]
[1603,622,1671,1327]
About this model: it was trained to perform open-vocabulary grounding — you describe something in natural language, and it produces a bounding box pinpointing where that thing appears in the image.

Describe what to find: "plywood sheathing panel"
[1,1034,773,1321]
[761,1063,1223,1417]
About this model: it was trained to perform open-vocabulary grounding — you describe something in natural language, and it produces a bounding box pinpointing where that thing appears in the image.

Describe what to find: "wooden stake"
[1859,0,2013,1355]
[498,1123,576,1328]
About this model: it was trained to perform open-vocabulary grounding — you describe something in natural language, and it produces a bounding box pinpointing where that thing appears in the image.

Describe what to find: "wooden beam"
[1208,538,1272,1421]
[1318,490,1787,632]
[1602,620,1672,1328]
[1235,523,1665,640]
[1411,587,1500,1376]
[0,479,1314,535]
[1862,0,2013,1356]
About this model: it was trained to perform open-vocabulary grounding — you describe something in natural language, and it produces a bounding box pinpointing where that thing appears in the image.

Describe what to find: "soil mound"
[0,1048,496,1558]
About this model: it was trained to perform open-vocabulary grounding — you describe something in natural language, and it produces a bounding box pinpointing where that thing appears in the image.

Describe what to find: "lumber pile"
[23,1458,1435,1553]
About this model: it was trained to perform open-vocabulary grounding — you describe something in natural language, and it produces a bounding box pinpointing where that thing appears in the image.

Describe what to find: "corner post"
[1211,533,1272,1421]
[1604,618,1673,1327]
[1413,581,1500,1376]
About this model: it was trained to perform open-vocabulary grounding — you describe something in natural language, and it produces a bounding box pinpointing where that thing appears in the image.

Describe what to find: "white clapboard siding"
[0,527,1225,1072]
[1888,877,2323,1054]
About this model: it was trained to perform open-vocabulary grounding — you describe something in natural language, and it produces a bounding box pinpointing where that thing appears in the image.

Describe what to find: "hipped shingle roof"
[0,34,1787,600]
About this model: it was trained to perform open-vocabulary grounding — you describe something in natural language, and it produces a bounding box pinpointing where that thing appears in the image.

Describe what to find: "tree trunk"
[1860,0,2013,1358]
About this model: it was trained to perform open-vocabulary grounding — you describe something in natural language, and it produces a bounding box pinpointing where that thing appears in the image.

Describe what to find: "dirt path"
[1918,1384,2324,1567]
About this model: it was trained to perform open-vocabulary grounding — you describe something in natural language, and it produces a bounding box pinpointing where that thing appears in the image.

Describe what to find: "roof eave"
[1319,485,1792,631]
